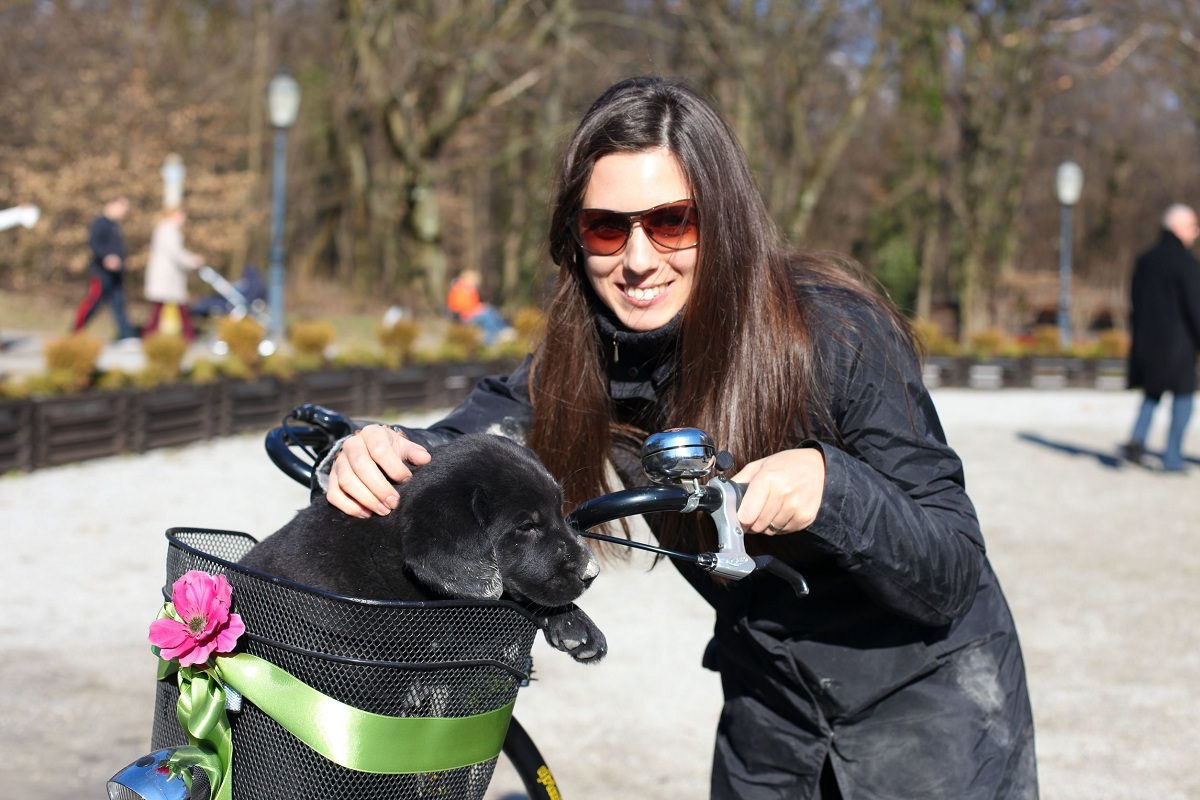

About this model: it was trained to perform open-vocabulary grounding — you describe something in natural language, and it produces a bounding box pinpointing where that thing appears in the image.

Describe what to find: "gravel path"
[1,390,1197,799]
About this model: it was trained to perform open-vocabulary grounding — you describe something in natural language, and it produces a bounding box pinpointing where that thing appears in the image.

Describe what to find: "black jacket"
[395,288,1037,799]
[1127,230,1200,397]
[87,215,126,277]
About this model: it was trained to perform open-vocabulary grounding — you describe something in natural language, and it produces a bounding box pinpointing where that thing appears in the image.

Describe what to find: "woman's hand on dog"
[326,425,431,518]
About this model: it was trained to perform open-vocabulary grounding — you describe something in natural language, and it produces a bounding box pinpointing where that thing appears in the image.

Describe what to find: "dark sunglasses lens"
[643,203,699,249]
[575,201,699,255]
[577,210,631,256]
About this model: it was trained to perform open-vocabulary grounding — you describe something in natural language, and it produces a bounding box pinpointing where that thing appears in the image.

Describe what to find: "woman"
[143,206,203,340]
[325,77,1038,799]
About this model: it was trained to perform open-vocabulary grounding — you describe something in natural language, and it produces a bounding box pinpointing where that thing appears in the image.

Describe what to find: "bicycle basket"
[150,527,540,800]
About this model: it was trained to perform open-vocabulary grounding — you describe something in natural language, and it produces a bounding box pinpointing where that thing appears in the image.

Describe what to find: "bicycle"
[108,403,807,800]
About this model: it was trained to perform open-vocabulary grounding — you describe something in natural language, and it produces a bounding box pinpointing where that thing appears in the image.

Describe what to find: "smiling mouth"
[623,284,667,301]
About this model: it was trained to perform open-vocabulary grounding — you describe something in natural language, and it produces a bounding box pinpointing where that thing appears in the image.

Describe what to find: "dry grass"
[0,277,404,352]
[0,284,98,335]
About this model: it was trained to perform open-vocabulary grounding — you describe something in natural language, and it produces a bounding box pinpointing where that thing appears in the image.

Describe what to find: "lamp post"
[160,153,186,209]
[1055,160,1083,350]
[266,70,301,349]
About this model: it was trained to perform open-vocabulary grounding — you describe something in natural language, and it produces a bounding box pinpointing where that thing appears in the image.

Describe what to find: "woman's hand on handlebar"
[731,448,826,535]
[326,425,431,518]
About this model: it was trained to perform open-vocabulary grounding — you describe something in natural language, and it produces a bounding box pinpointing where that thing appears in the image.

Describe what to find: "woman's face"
[580,150,697,331]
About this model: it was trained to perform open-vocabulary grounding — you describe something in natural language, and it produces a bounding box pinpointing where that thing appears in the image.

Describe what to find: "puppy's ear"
[401,486,503,600]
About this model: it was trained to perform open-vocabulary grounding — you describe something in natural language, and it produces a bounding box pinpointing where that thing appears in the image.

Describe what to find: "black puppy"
[241,433,606,663]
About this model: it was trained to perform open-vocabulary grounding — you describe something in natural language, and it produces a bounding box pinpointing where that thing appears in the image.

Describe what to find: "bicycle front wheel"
[495,716,562,799]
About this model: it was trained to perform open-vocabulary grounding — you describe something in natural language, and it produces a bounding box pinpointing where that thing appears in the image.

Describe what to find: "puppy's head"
[485,479,600,608]
[398,434,599,605]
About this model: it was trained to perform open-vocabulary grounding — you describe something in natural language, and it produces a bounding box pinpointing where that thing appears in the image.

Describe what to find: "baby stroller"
[191,265,272,355]
[192,265,269,324]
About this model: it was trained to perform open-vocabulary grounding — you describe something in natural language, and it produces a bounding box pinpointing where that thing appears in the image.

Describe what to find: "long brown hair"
[529,77,911,532]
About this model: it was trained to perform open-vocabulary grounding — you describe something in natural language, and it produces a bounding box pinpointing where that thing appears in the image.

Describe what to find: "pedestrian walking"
[1122,203,1200,472]
[71,196,137,342]
[143,206,203,341]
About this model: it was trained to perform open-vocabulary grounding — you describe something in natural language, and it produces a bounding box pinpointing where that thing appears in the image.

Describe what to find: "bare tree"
[331,0,574,309]
[6,0,1200,339]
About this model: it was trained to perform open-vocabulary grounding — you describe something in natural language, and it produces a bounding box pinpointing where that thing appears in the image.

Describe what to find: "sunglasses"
[572,199,699,256]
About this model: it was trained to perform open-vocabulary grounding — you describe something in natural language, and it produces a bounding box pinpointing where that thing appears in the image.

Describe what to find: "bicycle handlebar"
[265,424,324,487]
[567,482,810,597]
[264,404,361,490]
[264,405,809,596]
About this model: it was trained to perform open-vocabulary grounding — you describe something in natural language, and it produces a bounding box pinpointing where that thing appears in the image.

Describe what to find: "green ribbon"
[215,653,516,773]
[154,604,237,799]
[161,650,516,795]
[168,663,236,800]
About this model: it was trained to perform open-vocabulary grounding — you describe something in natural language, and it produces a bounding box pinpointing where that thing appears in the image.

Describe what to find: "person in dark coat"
[1122,203,1200,472]
[320,77,1039,799]
[72,196,137,341]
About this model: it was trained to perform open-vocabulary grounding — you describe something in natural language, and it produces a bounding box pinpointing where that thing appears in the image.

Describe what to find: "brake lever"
[707,471,810,596]
[752,555,810,597]
[705,477,755,580]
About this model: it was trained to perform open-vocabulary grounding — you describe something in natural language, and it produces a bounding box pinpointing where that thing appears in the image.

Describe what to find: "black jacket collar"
[593,310,680,402]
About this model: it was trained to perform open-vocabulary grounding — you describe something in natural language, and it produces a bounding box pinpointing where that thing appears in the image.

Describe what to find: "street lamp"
[266,70,301,349]
[1055,160,1083,349]
[161,153,186,209]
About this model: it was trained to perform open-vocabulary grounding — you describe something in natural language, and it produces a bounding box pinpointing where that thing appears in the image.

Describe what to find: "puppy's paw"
[538,605,607,664]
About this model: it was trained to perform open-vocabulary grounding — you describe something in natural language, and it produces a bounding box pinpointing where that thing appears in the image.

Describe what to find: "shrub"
[968,329,1012,360]
[441,323,484,362]
[95,369,137,391]
[1027,325,1063,357]
[511,307,546,349]
[217,355,255,381]
[42,332,105,393]
[0,376,27,399]
[187,358,223,384]
[289,320,335,371]
[333,344,386,368]
[378,318,420,369]
[1094,329,1130,359]
[485,338,529,362]
[218,317,265,373]
[18,372,76,396]
[140,333,188,385]
[911,319,957,357]
[260,353,297,381]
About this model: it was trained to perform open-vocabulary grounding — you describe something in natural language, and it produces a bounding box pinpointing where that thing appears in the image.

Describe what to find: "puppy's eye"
[516,521,541,534]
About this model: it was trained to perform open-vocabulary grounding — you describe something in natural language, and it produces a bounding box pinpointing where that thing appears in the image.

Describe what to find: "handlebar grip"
[567,484,721,531]
[264,425,321,487]
[290,403,356,440]
[263,404,363,490]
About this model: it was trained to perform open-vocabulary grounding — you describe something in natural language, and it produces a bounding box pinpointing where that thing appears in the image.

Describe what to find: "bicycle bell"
[641,427,716,485]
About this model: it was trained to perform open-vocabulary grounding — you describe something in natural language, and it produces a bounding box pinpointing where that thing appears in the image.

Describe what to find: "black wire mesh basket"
[150,527,540,800]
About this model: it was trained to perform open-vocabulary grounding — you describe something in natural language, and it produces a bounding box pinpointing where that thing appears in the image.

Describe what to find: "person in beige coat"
[143,206,203,341]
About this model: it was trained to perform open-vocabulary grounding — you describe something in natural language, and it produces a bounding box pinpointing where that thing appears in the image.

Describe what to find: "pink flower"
[149,571,245,667]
